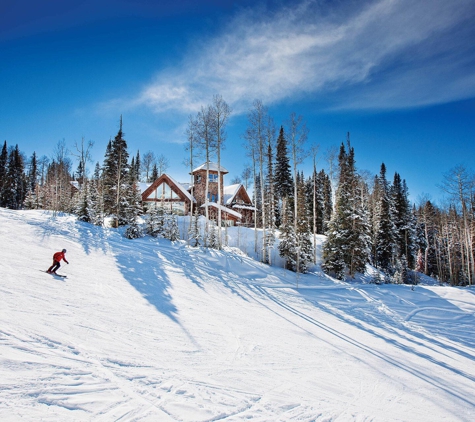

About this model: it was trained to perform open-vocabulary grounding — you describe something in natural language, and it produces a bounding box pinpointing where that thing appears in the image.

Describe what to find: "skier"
[47,249,69,274]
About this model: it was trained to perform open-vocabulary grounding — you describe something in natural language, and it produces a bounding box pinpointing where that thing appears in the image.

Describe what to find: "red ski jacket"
[53,252,69,263]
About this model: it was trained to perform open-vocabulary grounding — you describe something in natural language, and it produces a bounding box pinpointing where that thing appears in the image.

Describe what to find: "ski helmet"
[62,249,67,253]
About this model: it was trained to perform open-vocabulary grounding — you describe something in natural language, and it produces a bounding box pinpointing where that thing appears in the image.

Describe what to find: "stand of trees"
[1,105,474,285]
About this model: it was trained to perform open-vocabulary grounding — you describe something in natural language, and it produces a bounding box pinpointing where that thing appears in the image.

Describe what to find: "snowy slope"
[0,208,474,421]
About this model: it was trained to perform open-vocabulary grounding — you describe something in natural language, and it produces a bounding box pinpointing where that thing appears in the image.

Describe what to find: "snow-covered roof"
[192,162,229,174]
[166,174,196,203]
[180,182,191,191]
[200,202,242,219]
[223,184,241,205]
[232,204,257,211]
[142,175,196,203]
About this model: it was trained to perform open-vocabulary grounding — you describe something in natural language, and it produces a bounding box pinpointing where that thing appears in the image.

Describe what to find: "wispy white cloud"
[134,0,475,113]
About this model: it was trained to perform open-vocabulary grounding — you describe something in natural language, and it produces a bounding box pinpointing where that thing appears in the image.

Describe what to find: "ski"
[39,270,67,278]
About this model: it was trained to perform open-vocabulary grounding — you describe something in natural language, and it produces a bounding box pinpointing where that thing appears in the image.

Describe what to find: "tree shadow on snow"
[252,282,475,410]
[107,236,180,323]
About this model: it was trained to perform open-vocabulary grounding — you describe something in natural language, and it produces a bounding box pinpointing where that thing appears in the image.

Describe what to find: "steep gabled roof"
[142,173,196,203]
[192,162,229,174]
[223,184,241,205]
[223,184,252,206]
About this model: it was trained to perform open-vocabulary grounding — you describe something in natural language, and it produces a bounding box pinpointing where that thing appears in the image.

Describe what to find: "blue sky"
[1,0,475,204]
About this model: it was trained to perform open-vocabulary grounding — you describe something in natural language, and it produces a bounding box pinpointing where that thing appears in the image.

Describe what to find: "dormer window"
[209,173,218,183]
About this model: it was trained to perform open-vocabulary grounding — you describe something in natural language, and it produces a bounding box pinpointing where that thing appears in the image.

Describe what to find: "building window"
[207,193,217,202]
[209,173,218,183]
[195,174,202,183]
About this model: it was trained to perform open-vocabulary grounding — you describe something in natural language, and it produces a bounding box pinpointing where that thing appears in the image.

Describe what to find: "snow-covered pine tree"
[295,172,313,273]
[147,205,167,238]
[390,173,416,269]
[322,142,370,280]
[134,151,141,182]
[23,152,38,209]
[374,163,396,271]
[274,126,293,227]
[124,156,143,239]
[23,152,38,208]
[207,220,219,249]
[278,197,297,271]
[166,214,180,242]
[88,163,104,226]
[102,117,130,227]
[3,144,26,210]
[188,209,202,247]
[75,182,91,223]
[321,170,333,233]
[263,141,276,264]
[0,141,8,207]
[418,200,440,278]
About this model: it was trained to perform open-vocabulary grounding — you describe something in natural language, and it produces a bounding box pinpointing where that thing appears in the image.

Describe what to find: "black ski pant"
[47,260,61,273]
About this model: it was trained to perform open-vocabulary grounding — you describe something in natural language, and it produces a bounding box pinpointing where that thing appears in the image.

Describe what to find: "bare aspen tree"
[310,143,320,263]
[157,154,169,176]
[185,115,200,237]
[440,165,474,285]
[245,137,259,253]
[73,137,94,184]
[324,145,339,207]
[286,112,309,235]
[211,95,231,249]
[241,166,252,191]
[245,100,268,261]
[196,105,217,245]
[50,139,72,214]
[142,151,156,182]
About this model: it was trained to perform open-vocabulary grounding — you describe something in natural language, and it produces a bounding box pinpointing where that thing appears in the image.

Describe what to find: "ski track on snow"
[1,209,475,421]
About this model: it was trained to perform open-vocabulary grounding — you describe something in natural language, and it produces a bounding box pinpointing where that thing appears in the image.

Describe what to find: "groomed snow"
[1,208,474,421]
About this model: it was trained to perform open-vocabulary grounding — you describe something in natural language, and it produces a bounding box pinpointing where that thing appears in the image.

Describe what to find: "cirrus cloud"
[135,0,475,114]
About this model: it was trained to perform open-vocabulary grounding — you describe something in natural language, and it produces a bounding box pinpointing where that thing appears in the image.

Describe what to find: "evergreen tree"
[278,197,297,270]
[295,173,313,273]
[321,170,333,233]
[188,209,202,247]
[207,220,219,249]
[24,152,39,209]
[322,143,370,279]
[102,117,130,227]
[124,158,143,239]
[134,150,141,181]
[88,163,104,226]
[3,145,26,209]
[0,141,8,207]
[391,173,416,268]
[147,205,166,238]
[75,182,91,223]
[418,200,439,277]
[150,163,159,182]
[374,163,395,270]
[166,214,180,242]
[274,126,293,227]
[263,141,276,264]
